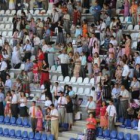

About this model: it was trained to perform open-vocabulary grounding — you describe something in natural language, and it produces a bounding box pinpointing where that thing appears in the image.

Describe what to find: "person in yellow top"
[130,1,138,25]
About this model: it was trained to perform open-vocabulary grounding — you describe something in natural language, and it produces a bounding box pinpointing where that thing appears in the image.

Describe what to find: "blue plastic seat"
[0,116,4,124]
[61,123,69,131]
[119,117,125,128]
[9,129,15,138]
[131,120,138,130]
[10,117,16,125]
[41,133,47,140]
[97,128,104,138]
[22,131,28,138]
[125,133,131,140]
[132,134,139,140]
[35,133,41,140]
[22,118,29,127]
[15,130,22,139]
[28,132,34,140]
[0,127,3,136]
[4,116,10,124]
[110,130,117,139]
[124,119,131,129]
[70,139,76,140]
[47,134,55,140]
[117,132,124,140]
[16,118,22,126]
[3,128,9,137]
[103,129,110,139]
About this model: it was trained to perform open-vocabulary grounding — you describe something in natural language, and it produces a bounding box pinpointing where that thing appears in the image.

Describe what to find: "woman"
[124,0,130,16]
[14,79,23,93]
[11,46,21,68]
[4,92,12,116]
[43,81,52,101]
[82,20,88,37]
[40,60,49,85]
[66,34,72,44]
[13,29,19,47]
[19,92,28,117]
[73,7,80,25]
[100,101,108,129]
[56,21,65,45]
[73,52,81,77]
[93,52,100,67]
[22,71,30,94]
[67,42,73,54]
[37,48,45,69]
[47,45,54,68]
[36,106,43,132]
[93,63,100,86]
[125,35,131,57]
[115,65,122,85]
[92,41,99,55]
[65,96,73,130]
[86,112,97,140]
[108,43,115,58]
[130,76,140,99]
[30,18,36,34]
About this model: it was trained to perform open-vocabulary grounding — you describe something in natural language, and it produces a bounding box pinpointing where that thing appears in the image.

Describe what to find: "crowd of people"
[0,0,140,140]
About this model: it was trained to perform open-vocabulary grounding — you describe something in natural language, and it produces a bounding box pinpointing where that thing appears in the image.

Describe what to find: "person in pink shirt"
[109,43,115,58]
[92,41,99,55]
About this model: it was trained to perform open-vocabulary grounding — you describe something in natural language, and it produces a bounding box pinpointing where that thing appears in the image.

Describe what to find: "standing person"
[19,92,28,118]
[106,99,116,130]
[43,81,52,101]
[100,101,108,129]
[0,89,4,116]
[36,106,43,132]
[63,11,70,34]
[52,82,62,100]
[73,7,80,25]
[32,60,39,84]
[119,85,130,118]
[125,35,131,58]
[11,90,18,118]
[121,60,130,90]
[57,92,67,124]
[86,96,96,116]
[80,52,87,78]
[86,112,97,140]
[29,101,37,134]
[65,96,73,130]
[40,60,49,85]
[36,18,44,39]
[58,49,69,77]
[124,0,130,16]
[49,104,59,140]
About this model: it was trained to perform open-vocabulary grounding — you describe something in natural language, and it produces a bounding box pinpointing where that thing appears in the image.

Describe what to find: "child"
[32,60,39,84]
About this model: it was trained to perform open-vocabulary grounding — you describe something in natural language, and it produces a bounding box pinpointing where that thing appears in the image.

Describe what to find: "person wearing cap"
[57,91,67,123]
[11,90,18,118]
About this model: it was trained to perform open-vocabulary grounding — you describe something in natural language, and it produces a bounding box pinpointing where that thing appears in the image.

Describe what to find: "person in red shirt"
[32,60,39,84]
[37,48,45,70]
[86,113,97,140]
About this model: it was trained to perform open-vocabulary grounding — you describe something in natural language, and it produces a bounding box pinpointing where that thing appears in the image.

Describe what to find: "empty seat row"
[0,24,13,30]
[0,116,31,128]
[97,128,139,140]
[125,24,140,31]
[51,75,94,86]
[50,65,61,73]
[0,31,13,38]
[0,127,53,140]
[0,17,13,23]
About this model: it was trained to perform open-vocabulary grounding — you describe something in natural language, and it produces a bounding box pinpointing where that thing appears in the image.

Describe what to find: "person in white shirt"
[110,36,118,47]
[134,52,140,65]
[11,90,18,118]
[5,75,12,91]
[119,85,130,118]
[121,60,130,90]
[91,87,97,102]
[33,34,41,56]
[52,82,62,100]
[57,92,67,123]
[45,96,52,107]
[86,96,96,115]
[106,99,116,130]
[0,35,4,50]
[0,58,7,82]
[58,49,69,77]
[47,104,59,140]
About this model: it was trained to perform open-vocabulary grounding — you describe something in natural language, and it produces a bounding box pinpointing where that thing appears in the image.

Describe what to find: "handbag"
[88,55,93,62]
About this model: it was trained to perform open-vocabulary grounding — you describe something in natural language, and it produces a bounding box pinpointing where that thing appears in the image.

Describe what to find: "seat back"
[4,116,10,124]
[125,133,131,140]
[28,132,34,139]
[117,132,124,140]
[132,134,139,140]
[35,133,41,140]
[22,118,29,126]
[0,116,4,123]
[9,129,15,137]
[77,77,83,84]
[41,133,47,140]
[16,118,22,126]
[110,130,117,138]
[83,78,89,84]
[3,128,9,136]
[22,131,28,138]
[0,127,3,135]
[47,134,55,140]
[15,130,21,137]
[103,129,110,137]
[10,117,16,124]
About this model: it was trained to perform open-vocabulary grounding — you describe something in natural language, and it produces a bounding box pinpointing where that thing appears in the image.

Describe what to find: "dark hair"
[50,104,54,107]
[91,87,95,91]
[32,101,36,104]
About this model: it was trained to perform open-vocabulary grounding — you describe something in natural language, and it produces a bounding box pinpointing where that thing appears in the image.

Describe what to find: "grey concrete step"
[60,131,78,138]
[58,136,70,140]
[72,125,85,132]
[74,120,87,126]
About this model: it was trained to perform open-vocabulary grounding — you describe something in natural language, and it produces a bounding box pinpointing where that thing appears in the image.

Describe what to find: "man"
[36,18,44,39]
[86,96,96,116]
[106,99,116,130]
[5,75,12,92]
[11,90,18,118]
[119,85,130,118]
[130,1,138,26]
[0,57,7,82]
[68,86,75,98]
[57,92,67,123]
[58,49,69,77]
[29,101,37,133]
[0,35,4,51]
[134,52,140,65]
[63,10,70,34]
[23,40,32,61]
[80,52,87,78]
[33,34,41,56]
[52,82,62,100]
[0,89,4,116]
[121,60,130,90]
[49,104,59,140]
[45,96,52,108]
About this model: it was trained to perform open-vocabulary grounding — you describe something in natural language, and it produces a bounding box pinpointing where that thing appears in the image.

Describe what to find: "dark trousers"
[122,77,129,90]
[61,64,68,77]
[11,104,18,118]
[0,102,4,116]
[0,70,6,83]
[23,52,31,62]
[80,65,86,79]
[31,118,37,133]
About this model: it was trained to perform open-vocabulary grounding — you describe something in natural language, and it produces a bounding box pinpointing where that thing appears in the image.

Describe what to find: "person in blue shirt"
[43,25,51,44]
